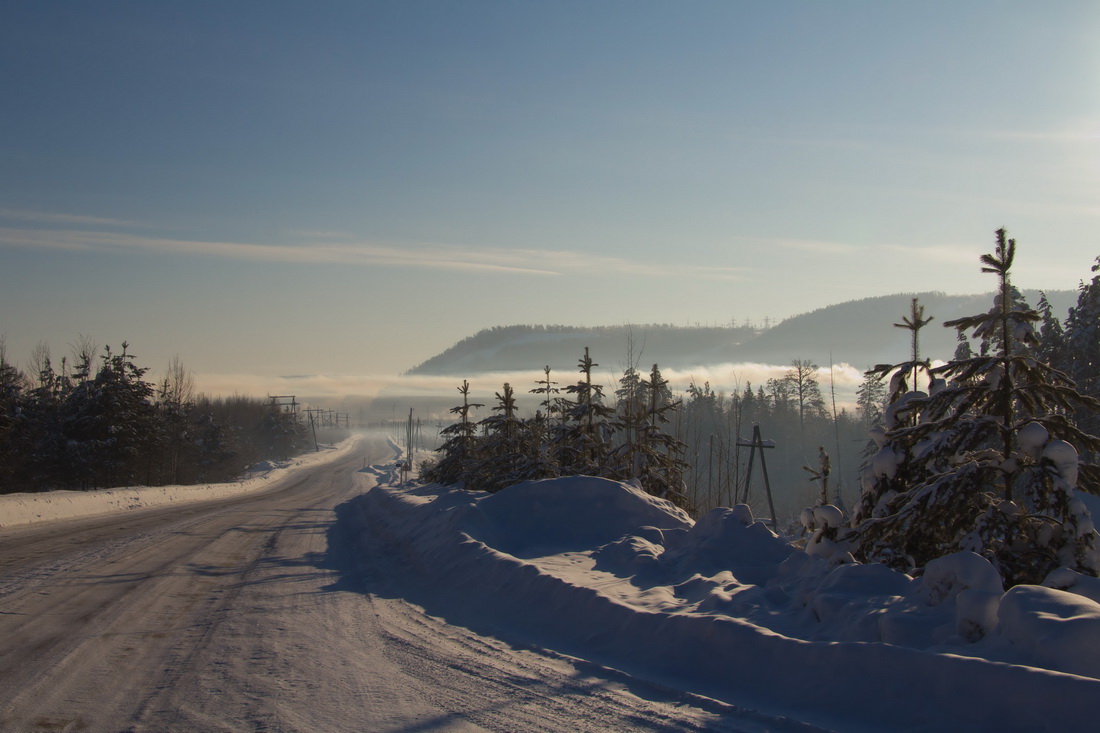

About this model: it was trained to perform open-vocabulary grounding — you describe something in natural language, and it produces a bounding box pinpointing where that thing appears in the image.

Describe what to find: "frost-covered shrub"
[918,551,1003,607]
[802,503,853,565]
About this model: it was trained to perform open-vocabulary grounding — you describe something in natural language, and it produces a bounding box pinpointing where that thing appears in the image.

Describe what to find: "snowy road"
[0,437,807,732]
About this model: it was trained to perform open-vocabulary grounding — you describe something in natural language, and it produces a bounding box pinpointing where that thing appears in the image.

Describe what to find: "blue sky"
[1,1,1098,400]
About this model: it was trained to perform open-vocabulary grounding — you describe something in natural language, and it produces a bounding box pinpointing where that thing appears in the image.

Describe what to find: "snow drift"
[349,470,1100,731]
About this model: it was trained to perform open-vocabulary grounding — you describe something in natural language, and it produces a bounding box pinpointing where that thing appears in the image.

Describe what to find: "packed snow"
[4,439,1099,729]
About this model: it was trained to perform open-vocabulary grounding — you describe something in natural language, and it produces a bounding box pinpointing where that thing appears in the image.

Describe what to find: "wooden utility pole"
[269,395,298,414]
[736,424,778,531]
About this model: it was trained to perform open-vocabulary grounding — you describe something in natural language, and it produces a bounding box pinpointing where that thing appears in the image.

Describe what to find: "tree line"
[422,350,690,505]
[420,339,876,520]
[0,341,326,494]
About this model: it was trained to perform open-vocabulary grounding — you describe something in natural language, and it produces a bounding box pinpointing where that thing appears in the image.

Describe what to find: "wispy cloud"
[0,227,561,275]
[877,242,981,266]
[0,209,138,228]
[0,226,749,281]
[291,229,358,240]
[985,121,1100,144]
[749,236,861,257]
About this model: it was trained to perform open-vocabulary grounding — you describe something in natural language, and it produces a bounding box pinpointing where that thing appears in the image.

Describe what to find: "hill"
[407,290,1077,375]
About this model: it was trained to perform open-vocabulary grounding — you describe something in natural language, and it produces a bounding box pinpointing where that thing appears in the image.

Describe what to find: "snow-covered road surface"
[0,438,811,732]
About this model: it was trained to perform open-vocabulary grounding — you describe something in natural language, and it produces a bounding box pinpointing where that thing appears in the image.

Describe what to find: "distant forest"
[408,322,764,375]
[0,341,347,494]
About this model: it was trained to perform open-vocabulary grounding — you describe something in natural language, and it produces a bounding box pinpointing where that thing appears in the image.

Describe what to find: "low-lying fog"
[194,361,868,426]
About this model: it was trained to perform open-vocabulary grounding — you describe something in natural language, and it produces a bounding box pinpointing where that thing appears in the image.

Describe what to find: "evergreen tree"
[613,364,689,506]
[60,343,158,489]
[953,330,974,363]
[1064,258,1100,436]
[852,230,1100,585]
[754,384,769,423]
[765,376,793,417]
[739,382,760,426]
[894,298,935,391]
[1036,291,1069,374]
[854,371,887,429]
[852,299,938,526]
[422,380,483,487]
[613,364,646,458]
[23,355,72,488]
[0,342,29,492]
[556,348,615,475]
[474,382,542,492]
[530,365,561,434]
[186,405,237,482]
[973,283,1036,357]
[257,400,308,462]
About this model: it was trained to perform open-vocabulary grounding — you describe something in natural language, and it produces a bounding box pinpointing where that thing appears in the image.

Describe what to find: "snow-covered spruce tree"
[22,355,73,488]
[852,230,1100,586]
[554,347,615,476]
[0,342,30,492]
[1036,291,1069,376]
[1064,258,1100,437]
[953,329,974,362]
[528,365,562,456]
[59,343,159,489]
[471,382,539,492]
[612,364,690,508]
[854,370,887,431]
[850,297,937,529]
[257,404,308,462]
[530,365,560,423]
[613,364,646,460]
[421,380,483,487]
[185,406,237,483]
[895,298,935,391]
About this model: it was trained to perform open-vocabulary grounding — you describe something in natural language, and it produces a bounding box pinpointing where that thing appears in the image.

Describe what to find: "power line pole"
[737,424,778,531]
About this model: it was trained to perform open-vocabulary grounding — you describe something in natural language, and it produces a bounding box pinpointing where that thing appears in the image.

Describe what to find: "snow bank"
[0,438,360,529]
[351,474,1100,731]
[466,476,692,555]
[998,585,1100,679]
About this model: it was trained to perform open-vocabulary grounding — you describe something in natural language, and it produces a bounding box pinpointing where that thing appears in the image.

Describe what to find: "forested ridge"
[409,290,1075,376]
[408,322,763,375]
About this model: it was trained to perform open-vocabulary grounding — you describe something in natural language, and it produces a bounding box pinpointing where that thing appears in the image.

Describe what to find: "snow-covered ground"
[351,467,1100,731]
[0,438,359,529]
[5,439,1099,730]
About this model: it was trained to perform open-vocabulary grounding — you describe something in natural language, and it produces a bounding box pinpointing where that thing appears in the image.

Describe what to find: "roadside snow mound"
[657,505,793,586]
[353,475,1100,731]
[466,476,692,555]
